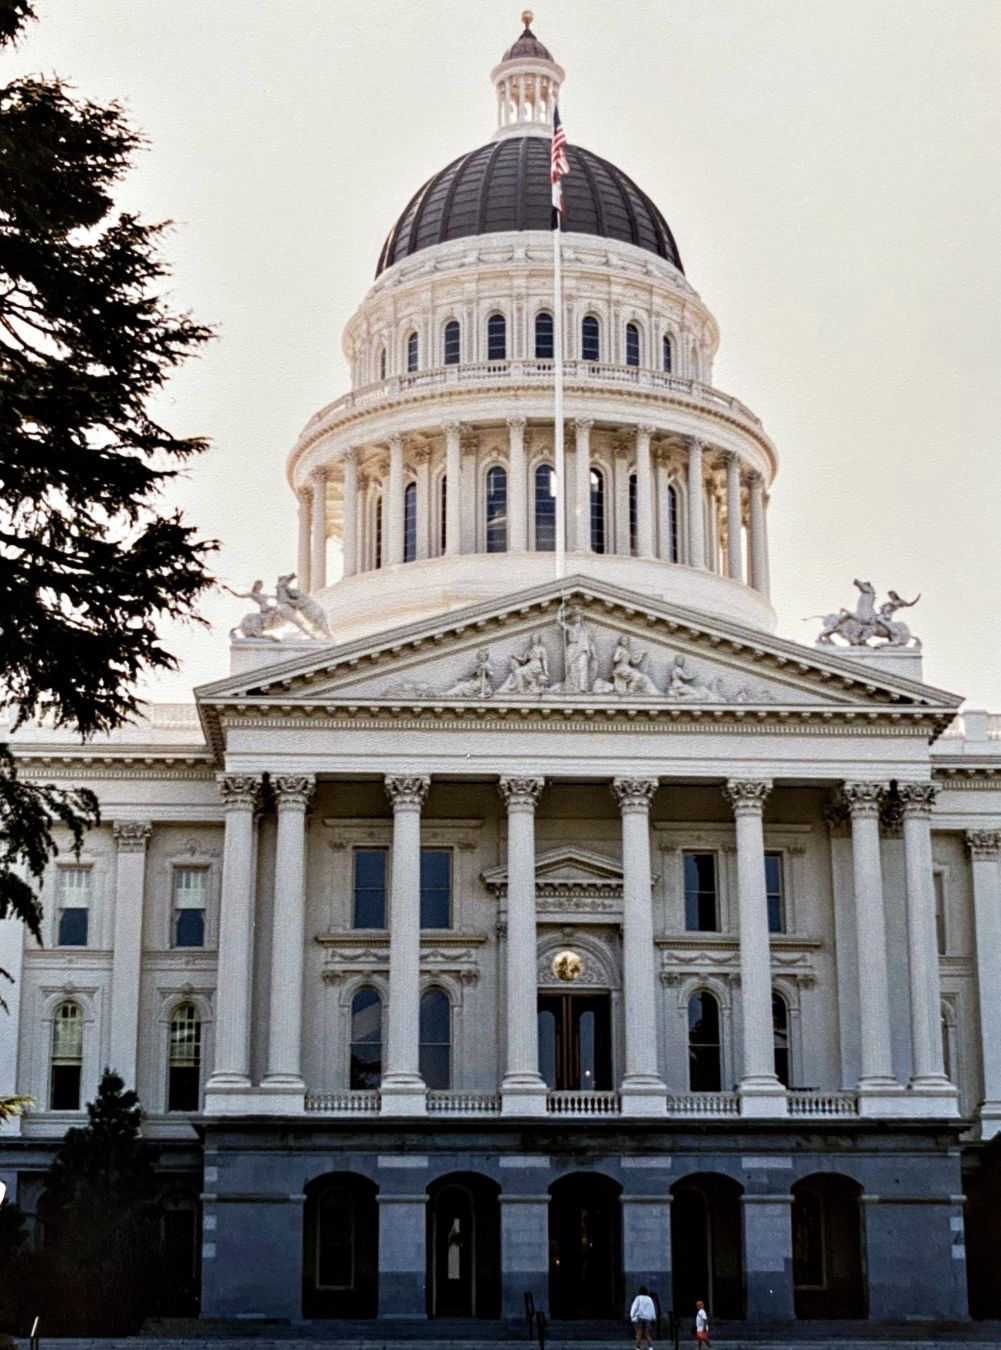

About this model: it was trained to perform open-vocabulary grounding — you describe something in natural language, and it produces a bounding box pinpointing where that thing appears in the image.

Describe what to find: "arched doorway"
[157,1186,201,1315]
[302,1173,378,1318]
[792,1174,866,1318]
[426,1172,500,1318]
[548,1172,622,1319]
[671,1173,745,1320]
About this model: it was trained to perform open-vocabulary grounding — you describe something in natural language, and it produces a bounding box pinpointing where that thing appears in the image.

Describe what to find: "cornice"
[14,754,214,781]
[932,764,1001,789]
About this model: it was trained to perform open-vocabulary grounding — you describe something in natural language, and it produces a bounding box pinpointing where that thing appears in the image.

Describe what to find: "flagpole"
[553,209,565,581]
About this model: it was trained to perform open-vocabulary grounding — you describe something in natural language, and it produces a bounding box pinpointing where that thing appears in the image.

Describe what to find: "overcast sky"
[8,2,1001,707]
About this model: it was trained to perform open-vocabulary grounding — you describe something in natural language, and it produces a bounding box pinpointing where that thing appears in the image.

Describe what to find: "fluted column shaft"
[444,422,462,557]
[387,434,405,566]
[844,782,896,1089]
[897,783,950,1092]
[500,777,547,1115]
[722,452,744,582]
[207,775,261,1092]
[109,821,152,1088]
[342,451,359,579]
[508,418,528,551]
[967,831,1001,1133]
[613,779,666,1113]
[415,448,431,561]
[310,470,327,591]
[573,419,593,553]
[634,425,654,558]
[264,776,315,1089]
[686,440,706,569]
[382,775,429,1114]
[749,473,768,594]
[297,489,312,592]
[614,448,630,555]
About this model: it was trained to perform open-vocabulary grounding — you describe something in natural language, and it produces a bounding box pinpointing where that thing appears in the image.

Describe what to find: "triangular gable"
[482,845,624,899]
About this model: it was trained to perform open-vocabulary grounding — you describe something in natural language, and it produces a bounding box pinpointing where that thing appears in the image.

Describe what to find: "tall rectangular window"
[765,852,785,933]
[57,866,91,947]
[683,852,718,932]
[933,870,947,954]
[353,849,387,928]
[420,848,452,929]
[173,867,207,948]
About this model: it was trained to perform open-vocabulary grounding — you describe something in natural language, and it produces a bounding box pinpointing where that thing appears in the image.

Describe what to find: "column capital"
[573,417,594,435]
[723,779,772,816]
[506,416,527,433]
[342,446,358,467]
[746,469,764,489]
[499,776,545,810]
[273,775,316,811]
[688,437,707,454]
[411,445,431,466]
[442,420,463,437]
[384,775,430,810]
[635,421,656,440]
[611,777,658,812]
[387,432,404,453]
[217,773,263,811]
[718,448,739,469]
[897,781,938,818]
[966,829,1001,860]
[113,820,152,854]
[841,781,888,819]
[310,465,327,486]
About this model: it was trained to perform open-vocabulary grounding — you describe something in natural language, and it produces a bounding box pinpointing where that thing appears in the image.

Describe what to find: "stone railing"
[787,1090,859,1118]
[304,1089,380,1114]
[545,1090,622,1116]
[666,1091,740,1118]
[427,1091,502,1115]
[302,360,764,437]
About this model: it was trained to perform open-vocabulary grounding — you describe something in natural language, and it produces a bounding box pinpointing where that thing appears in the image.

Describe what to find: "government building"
[2,15,1000,1328]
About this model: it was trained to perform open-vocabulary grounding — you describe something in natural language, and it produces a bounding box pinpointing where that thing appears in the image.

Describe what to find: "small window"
[534,463,556,551]
[50,1001,83,1110]
[772,991,790,1086]
[350,987,382,1089]
[933,871,947,954]
[662,334,673,373]
[353,849,387,928]
[684,852,718,932]
[590,468,606,554]
[373,494,383,569]
[406,331,418,373]
[438,475,447,555]
[581,315,600,362]
[625,322,640,367]
[379,346,387,380]
[443,319,460,366]
[629,472,638,555]
[765,852,785,934]
[420,848,452,929]
[486,465,508,553]
[687,991,722,1092]
[173,867,207,949]
[419,989,451,1089]
[535,310,554,359]
[403,481,417,563]
[666,484,680,563]
[168,1003,202,1112]
[941,1006,954,1082]
[57,866,91,947]
[487,312,506,361]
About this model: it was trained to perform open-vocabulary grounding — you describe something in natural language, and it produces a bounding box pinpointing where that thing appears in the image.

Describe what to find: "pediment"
[482,845,624,898]
[196,575,960,730]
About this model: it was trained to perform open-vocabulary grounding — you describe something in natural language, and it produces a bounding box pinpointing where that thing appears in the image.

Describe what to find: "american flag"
[551,105,569,217]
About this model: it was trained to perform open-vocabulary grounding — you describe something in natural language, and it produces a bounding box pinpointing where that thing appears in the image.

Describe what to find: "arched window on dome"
[581,315,600,362]
[168,1003,202,1112]
[487,312,507,362]
[350,987,382,1090]
[50,1000,83,1110]
[662,334,674,374]
[485,465,507,553]
[403,482,417,563]
[437,474,447,556]
[628,472,638,555]
[406,330,418,374]
[372,492,383,570]
[443,319,461,366]
[625,322,640,368]
[535,310,554,360]
[665,483,680,562]
[687,990,722,1092]
[590,468,606,554]
[772,991,790,1087]
[419,989,451,1090]
[534,463,556,552]
[379,346,387,380]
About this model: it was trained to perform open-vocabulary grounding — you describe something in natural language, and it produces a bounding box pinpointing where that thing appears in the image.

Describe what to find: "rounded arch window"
[628,471,638,555]
[350,987,382,1090]
[665,483,680,562]
[50,1000,83,1109]
[772,991,790,1087]
[403,481,417,563]
[662,334,674,373]
[581,314,600,362]
[372,492,383,570]
[443,319,461,366]
[485,465,508,553]
[168,1002,202,1112]
[419,989,451,1089]
[406,330,418,373]
[534,463,556,552]
[487,312,506,361]
[590,467,606,554]
[378,345,387,380]
[535,310,554,360]
[687,990,722,1092]
[625,322,640,367]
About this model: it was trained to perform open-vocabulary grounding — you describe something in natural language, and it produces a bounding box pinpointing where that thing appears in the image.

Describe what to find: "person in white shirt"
[695,1300,711,1346]
[629,1286,656,1348]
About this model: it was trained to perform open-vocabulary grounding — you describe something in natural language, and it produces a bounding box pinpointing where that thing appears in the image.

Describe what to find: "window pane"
[58,867,91,947]
[688,992,722,1091]
[374,494,383,568]
[169,1005,202,1067]
[625,323,639,367]
[772,992,790,1086]
[420,849,451,928]
[486,466,507,553]
[534,464,556,551]
[175,908,205,948]
[419,991,451,1089]
[406,331,418,372]
[629,473,637,555]
[50,1064,81,1111]
[663,335,673,373]
[379,347,387,379]
[487,313,506,361]
[667,485,679,562]
[934,872,946,954]
[353,850,386,928]
[168,1066,200,1113]
[535,311,554,359]
[403,482,417,563]
[581,315,599,361]
[538,1009,556,1089]
[590,469,605,554]
[174,868,207,948]
[443,320,460,365]
[58,908,88,947]
[52,1003,82,1060]
[683,852,718,932]
[439,476,447,554]
[765,852,785,933]
[350,989,382,1089]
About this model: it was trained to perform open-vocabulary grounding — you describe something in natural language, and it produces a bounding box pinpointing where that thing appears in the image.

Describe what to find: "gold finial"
[522,10,533,28]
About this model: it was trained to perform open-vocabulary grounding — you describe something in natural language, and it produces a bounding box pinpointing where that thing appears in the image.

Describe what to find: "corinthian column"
[109,821,152,1089]
[206,775,261,1105]
[386,434,405,566]
[414,445,431,560]
[612,778,666,1114]
[342,450,359,579]
[573,419,593,553]
[443,422,462,557]
[721,452,744,583]
[507,417,528,551]
[499,776,547,1115]
[634,424,655,558]
[723,780,786,1115]
[748,473,768,595]
[967,830,1001,1137]
[382,775,430,1115]
[263,775,315,1106]
[297,487,312,592]
[686,439,706,569]
[310,469,327,591]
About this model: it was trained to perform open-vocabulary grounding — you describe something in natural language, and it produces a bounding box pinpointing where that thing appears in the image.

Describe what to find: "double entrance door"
[538,992,612,1091]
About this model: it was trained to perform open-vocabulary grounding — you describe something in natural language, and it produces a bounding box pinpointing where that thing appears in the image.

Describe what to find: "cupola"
[490,11,566,139]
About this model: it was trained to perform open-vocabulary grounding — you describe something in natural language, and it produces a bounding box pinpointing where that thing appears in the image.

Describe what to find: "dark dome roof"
[376,136,684,277]
[503,24,553,61]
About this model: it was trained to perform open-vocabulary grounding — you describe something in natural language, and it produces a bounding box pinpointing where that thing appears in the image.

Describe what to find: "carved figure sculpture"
[446,649,494,699]
[226,581,283,641]
[274,573,333,638]
[814,579,921,648]
[611,635,660,696]
[557,603,597,693]
[664,654,722,701]
[497,634,550,694]
[876,592,922,648]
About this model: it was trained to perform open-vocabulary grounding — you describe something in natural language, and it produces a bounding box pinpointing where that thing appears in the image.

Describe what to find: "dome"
[376,137,684,276]
[503,23,554,62]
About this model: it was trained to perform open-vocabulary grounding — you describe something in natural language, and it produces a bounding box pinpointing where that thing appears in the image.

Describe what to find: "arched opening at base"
[792,1173,867,1319]
[548,1172,623,1319]
[426,1171,501,1319]
[302,1172,379,1318]
[157,1186,201,1316]
[671,1173,745,1321]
